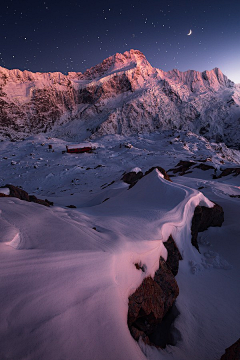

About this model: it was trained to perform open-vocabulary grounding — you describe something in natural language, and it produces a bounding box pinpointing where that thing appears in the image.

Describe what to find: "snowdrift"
[0,132,240,360]
[0,169,214,360]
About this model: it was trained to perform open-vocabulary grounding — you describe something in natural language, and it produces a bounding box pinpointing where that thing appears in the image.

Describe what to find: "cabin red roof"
[66,145,93,153]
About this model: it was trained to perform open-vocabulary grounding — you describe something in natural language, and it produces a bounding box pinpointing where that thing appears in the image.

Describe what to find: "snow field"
[0,132,240,360]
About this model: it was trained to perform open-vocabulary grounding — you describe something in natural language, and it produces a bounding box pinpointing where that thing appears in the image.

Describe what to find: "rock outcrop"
[168,160,196,176]
[128,200,224,347]
[164,235,183,276]
[145,166,172,182]
[128,235,181,347]
[121,171,143,188]
[191,203,224,251]
[0,184,53,207]
[122,166,171,189]
[128,256,179,346]
[194,163,215,171]
[218,167,240,178]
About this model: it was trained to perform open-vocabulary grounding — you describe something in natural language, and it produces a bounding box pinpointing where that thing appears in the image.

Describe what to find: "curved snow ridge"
[90,168,213,226]
[6,232,22,249]
[112,240,167,303]
[158,183,213,251]
[0,215,21,248]
[105,170,214,299]
[0,198,109,251]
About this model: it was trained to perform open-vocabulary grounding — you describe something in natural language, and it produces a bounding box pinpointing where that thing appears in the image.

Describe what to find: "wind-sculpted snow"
[0,169,212,360]
[0,50,240,147]
[0,132,240,360]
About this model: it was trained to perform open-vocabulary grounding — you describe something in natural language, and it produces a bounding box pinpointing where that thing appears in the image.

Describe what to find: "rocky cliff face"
[1,49,240,148]
[127,200,225,349]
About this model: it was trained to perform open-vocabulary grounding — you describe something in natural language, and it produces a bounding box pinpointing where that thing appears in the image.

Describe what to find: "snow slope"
[0,132,240,360]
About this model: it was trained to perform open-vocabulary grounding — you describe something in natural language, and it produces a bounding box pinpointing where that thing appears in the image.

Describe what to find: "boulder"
[6,184,30,201]
[122,166,171,189]
[194,163,215,171]
[29,194,53,207]
[121,171,143,188]
[128,256,179,345]
[191,203,224,251]
[168,160,196,176]
[1,184,53,207]
[145,166,172,182]
[164,235,183,276]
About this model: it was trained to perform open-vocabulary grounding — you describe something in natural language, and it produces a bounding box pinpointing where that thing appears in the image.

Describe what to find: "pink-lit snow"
[0,132,240,360]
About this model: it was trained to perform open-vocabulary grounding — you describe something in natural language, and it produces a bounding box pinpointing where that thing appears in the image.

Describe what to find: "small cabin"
[66,144,93,154]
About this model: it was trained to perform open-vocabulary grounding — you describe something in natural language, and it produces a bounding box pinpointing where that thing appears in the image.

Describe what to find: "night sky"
[1,0,240,83]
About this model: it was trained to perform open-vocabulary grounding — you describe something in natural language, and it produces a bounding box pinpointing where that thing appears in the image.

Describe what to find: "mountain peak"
[201,67,233,88]
[117,49,149,65]
[0,50,239,148]
[165,66,233,90]
[82,49,151,80]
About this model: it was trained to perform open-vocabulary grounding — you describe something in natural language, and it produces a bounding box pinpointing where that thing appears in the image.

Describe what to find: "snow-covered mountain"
[1,50,240,360]
[0,49,240,147]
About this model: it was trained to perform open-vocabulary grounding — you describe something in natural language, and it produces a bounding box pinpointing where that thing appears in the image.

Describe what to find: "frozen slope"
[0,132,240,360]
[0,170,213,360]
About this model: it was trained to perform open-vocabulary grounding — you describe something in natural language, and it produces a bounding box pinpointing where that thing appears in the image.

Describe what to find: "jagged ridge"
[0,49,240,148]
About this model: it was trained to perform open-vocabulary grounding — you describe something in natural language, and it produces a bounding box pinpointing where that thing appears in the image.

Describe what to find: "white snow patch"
[130,166,142,173]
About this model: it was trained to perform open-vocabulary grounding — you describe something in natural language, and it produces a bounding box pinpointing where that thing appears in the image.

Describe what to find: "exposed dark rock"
[44,199,54,206]
[6,184,30,201]
[0,184,53,207]
[164,235,183,276]
[168,160,196,176]
[220,338,240,360]
[134,263,146,272]
[128,277,165,333]
[145,167,172,182]
[121,171,143,187]
[194,163,215,171]
[191,203,224,251]
[148,303,181,348]
[128,256,179,347]
[218,167,240,178]
[101,180,115,189]
[199,124,210,135]
[122,166,171,189]
[29,194,53,206]
[154,258,179,315]
[128,201,224,349]
[162,80,182,104]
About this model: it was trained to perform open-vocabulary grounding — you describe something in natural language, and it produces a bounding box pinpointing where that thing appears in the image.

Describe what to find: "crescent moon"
[187,29,192,36]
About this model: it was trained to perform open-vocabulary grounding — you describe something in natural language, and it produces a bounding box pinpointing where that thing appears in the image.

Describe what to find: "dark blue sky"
[1,0,240,83]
